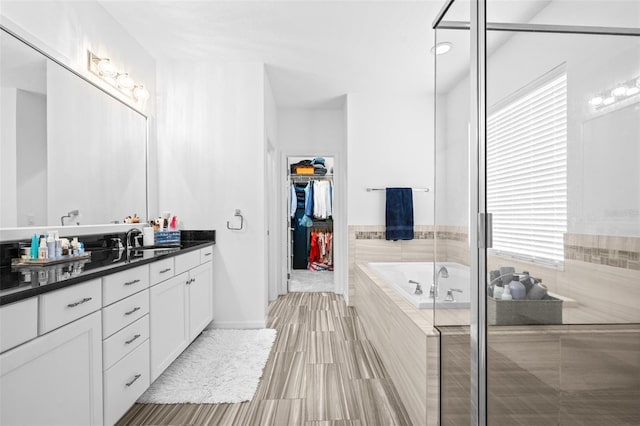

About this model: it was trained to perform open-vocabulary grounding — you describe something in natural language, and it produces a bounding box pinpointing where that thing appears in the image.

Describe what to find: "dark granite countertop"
[0,232,215,306]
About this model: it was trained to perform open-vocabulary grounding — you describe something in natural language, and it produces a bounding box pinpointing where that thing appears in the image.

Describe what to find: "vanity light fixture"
[431,42,452,55]
[87,50,149,104]
[589,74,640,110]
[116,73,134,90]
[133,85,149,101]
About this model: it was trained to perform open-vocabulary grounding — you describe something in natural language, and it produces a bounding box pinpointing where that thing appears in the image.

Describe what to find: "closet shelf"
[290,174,334,182]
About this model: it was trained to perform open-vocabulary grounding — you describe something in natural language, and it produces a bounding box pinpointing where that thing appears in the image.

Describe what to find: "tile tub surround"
[354,262,441,426]
[356,261,640,425]
[440,324,640,425]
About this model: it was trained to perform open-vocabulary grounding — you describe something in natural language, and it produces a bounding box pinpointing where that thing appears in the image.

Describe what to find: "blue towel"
[385,188,414,241]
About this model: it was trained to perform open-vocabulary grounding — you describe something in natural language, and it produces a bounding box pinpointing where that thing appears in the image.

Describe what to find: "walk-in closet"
[287,156,334,292]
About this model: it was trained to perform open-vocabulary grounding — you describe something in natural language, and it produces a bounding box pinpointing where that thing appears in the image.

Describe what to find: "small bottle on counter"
[38,237,48,260]
[47,234,56,259]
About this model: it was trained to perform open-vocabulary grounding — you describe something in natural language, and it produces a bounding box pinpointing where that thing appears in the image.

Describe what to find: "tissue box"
[155,230,180,245]
[488,295,562,325]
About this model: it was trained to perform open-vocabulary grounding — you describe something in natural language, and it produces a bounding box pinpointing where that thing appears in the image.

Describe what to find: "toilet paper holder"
[226,209,244,230]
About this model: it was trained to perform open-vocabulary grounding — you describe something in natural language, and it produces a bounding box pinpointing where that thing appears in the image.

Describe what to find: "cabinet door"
[149,273,189,381]
[0,311,103,426]
[188,262,213,340]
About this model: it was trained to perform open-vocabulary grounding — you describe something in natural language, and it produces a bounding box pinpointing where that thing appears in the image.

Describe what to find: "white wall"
[156,61,268,328]
[264,74,279,302]
[347,93,434,225]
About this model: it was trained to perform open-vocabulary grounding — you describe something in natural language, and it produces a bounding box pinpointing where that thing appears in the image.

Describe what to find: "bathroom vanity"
[0,233,215,425]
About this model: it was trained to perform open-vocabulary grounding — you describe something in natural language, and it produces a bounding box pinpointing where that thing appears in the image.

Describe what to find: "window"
[487,69,567,264]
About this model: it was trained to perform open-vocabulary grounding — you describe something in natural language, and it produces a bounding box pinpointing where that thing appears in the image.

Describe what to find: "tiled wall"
[349,225,640,323]
[348,225,467,303]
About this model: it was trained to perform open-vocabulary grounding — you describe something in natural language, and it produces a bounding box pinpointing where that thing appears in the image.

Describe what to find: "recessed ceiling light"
[431,42,452,55]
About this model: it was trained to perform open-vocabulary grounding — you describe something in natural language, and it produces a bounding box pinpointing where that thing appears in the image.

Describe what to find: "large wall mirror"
[0,27,147,229]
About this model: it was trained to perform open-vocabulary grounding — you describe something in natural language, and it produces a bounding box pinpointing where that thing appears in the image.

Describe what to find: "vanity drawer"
[200,245,213,263]
[0,298,38,352]
[150,257,175,286]
[103,314,149,371]
[102,289,149,338]
[39,279,102,334]
[103,265,150,306]
[175,251,200,275]
[103,339,150,426]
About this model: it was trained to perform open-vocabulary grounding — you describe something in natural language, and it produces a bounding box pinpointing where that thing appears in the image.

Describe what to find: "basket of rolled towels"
[487,267,562,325]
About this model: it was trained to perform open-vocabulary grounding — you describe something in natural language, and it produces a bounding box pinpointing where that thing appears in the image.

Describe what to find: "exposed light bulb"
[116,73,134,90]
[589,96,603,106]
[611,85,627,97]
[603,96,615,106]
[625,86,640,97]
[430,42,452,55]
[97,58,116,77]
[133,85,149,101]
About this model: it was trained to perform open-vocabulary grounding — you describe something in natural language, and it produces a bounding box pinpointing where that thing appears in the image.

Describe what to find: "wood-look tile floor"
[117,292,412,426]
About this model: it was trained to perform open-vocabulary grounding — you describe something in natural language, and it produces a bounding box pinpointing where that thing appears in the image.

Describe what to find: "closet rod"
[366,187,430,192]
[290,174,333,181]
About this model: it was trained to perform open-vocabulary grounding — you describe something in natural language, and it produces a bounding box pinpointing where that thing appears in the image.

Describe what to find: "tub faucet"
[432,266,449,299]
[408,280,423,296]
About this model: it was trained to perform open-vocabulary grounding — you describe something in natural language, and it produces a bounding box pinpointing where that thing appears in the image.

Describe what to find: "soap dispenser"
[493,284,504,300]
[509,275,526,300]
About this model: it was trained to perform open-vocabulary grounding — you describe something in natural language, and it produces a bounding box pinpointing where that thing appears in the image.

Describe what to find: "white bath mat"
[138,328,276,404]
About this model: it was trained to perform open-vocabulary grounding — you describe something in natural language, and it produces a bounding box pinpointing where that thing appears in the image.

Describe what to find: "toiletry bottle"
[47,234,56,259]
[71,237,79,256]
[38,237,48,260]
[56,239,62,258]
[31,234,39,260]
[501,283,513,300]
[509,275,526,300]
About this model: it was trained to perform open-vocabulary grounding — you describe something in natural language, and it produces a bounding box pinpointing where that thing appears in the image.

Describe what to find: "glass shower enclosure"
[433,1,640,424]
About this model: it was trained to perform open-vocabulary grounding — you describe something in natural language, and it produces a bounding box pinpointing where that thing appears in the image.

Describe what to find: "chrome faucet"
[432,266,449,299]
[125,228,143,251]
[408,280,423,295]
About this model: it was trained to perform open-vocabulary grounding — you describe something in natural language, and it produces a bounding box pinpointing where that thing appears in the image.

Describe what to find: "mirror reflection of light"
[430,42,452,55]
[611,85,627,97]
[625,86,639,97]
[588,96,603,106]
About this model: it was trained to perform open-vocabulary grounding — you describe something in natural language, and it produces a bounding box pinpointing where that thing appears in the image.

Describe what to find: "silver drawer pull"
[124,306,141,316]
[67,297,92,308]
[124,279,141,286]
[204,252,212,256]
[125,334,141,345]
[125,374,142,387]
[159,268,172,273]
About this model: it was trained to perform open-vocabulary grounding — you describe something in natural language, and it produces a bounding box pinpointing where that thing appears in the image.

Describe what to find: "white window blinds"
[487,71,567,264]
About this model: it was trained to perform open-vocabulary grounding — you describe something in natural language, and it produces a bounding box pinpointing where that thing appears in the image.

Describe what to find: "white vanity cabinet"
[150,248,213,381]
[0,242,214,426]
[101,264,151,426]
[0,311,103,426]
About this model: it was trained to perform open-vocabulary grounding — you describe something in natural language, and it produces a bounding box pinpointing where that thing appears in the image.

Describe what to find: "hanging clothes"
[307,230,333,271]
[313,181,333,219]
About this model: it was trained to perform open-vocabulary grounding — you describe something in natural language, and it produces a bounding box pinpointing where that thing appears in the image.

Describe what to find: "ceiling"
[98,0,443,108]
[98,0,560,109]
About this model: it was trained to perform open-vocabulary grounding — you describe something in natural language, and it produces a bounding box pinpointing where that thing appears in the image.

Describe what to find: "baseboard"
[212,320,267,329]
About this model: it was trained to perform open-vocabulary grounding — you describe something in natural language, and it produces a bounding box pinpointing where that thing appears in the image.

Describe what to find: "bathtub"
[368,262,470,309]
